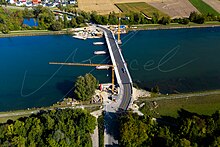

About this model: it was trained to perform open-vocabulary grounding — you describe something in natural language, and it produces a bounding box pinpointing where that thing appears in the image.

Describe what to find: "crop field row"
[115,2,168,18]
[78,0,219,17]
[188,0,219,15]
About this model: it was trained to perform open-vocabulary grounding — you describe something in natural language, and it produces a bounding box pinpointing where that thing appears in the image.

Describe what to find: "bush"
[1,25,9,34]
[22,24,32,30]
[179,18,190,25]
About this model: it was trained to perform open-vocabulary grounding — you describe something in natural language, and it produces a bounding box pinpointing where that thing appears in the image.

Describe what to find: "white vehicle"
[54,2,60,6]
[7,0,16,4]
[16,2,23,6]
[61,2,66,6]
[26,2,32,7]
[40,2,47,7]
[69,0,76,4]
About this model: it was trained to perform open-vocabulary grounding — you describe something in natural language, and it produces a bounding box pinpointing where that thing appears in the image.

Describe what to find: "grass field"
[115,2,168,18]
[189,0,219,15]
[140,93,220,117]
[0,114,31,123]
[0,30,67,38]
[129,21,220,30]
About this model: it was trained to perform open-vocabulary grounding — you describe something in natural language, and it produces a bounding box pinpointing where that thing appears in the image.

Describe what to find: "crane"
[49,62,115,93]
[118,13,122,45]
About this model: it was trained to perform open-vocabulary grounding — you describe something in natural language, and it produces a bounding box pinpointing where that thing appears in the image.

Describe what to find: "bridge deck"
[99,26,133,110]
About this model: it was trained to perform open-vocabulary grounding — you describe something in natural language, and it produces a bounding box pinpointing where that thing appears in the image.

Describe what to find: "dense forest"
[0,109,96,146]
[1,5,220,34]
[119,109,220,147]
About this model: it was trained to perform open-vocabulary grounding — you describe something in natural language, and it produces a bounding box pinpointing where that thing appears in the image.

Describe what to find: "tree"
[179,138,191,147]
[23,8,34,18]
[76,15,84,24]
[151,85,160,93]
[50,21,63,31]
[152,12,159,24]
[108,12,118,25]
[196,15,205,24]
[81,11,91,22]
[33,5,43,17]
[189,11,205,24]
[101,16,108,25]
[1,25,9,34]
[133,13,142,24]
[159,17,171,25]
[189,11,198,22]
[74,73,99,101]
[0,109,96,146]
[37,8,55,29]
[63,14,68,28]
[70,17,77,28]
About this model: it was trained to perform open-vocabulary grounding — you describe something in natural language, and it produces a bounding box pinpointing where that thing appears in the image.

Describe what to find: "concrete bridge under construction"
[99,25,133,111]
[98,25,134,146]
[50,25,133,146]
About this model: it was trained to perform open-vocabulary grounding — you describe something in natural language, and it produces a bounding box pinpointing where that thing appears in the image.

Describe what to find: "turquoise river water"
[0,27,220,111]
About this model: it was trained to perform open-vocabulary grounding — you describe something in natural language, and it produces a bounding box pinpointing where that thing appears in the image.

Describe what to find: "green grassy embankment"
[0,30,67,38]
[0,103,101,123]
[139,90,220,117]
[98,114,104,147]
[115,2,168,18]
[188,0,219,15]
[129,21,220,30]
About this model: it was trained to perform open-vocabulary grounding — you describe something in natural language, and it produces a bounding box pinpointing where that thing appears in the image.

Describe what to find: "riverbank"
[1,89,220,123]
[1,22,220,38]
[0,30,67,38]
[137,89,220,117]
[129,21,220,31]
[0,103,101,123]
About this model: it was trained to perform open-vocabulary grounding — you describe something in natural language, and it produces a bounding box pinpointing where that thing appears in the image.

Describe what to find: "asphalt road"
[99,26,132,111]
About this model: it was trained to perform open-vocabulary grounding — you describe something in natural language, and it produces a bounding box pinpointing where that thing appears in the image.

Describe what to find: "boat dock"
[94,51,107,55]
[93,42,104,45]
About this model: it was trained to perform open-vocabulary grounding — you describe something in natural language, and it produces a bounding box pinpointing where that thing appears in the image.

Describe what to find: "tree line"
[119,109,220,147]
[0,108,96,146]
[1,5,220,34]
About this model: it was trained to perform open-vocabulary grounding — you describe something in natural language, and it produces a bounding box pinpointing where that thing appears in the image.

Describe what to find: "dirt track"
[149,0,198,18]
[78,0,198,18]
